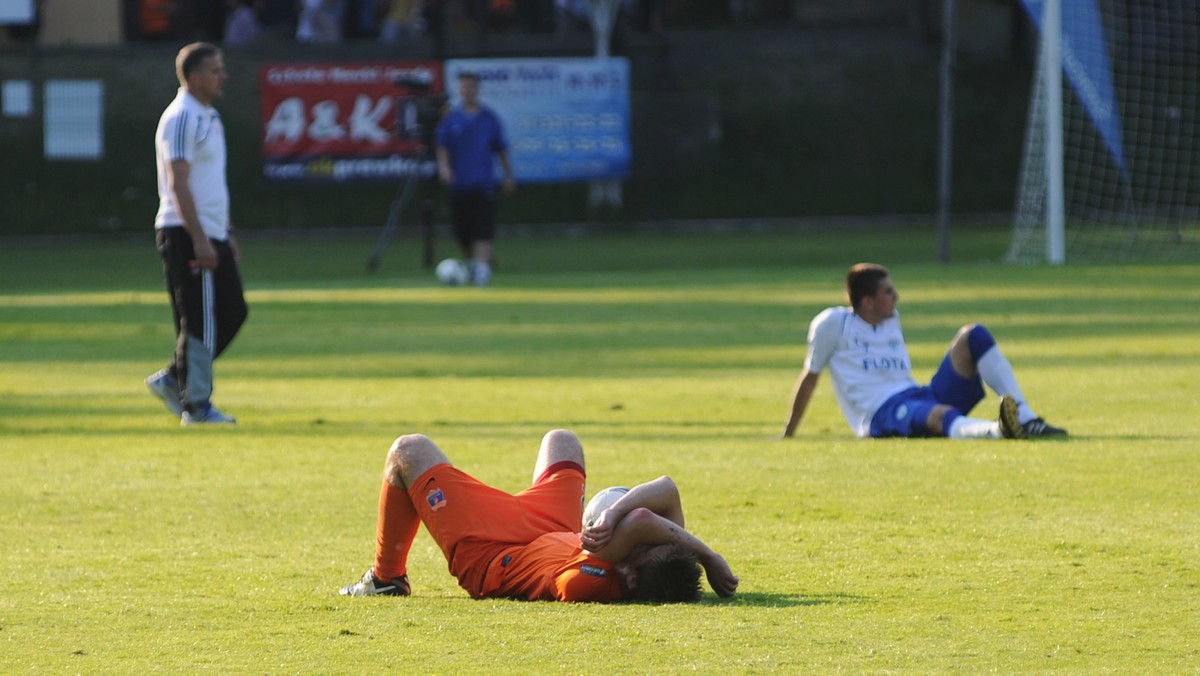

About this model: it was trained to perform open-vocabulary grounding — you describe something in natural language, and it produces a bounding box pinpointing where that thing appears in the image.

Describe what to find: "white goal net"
[1008,0,1200,263]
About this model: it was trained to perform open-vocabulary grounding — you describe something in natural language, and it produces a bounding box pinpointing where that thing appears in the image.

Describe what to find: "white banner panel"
[44,80,104,160]
[445,58,631,183]
[2,80,33,117]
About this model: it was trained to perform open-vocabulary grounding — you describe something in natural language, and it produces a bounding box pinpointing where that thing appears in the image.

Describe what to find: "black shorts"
[449,188,497,250]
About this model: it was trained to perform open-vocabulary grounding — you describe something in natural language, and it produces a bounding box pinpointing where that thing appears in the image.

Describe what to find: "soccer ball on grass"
[582,486,629,528]
[435,258,470,286]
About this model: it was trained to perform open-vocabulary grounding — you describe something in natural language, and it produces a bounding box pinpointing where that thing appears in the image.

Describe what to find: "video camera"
[393,73,447,147]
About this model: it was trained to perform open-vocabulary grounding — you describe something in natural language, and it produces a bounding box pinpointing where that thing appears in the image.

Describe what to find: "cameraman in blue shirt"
[435,71,515,286]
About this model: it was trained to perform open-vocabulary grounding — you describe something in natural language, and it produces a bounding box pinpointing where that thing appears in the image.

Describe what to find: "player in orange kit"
[339,429,739,602]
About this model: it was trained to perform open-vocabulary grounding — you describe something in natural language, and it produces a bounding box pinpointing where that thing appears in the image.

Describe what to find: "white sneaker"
[469,261,491,286]
[145,369,184,417]
[340,568,411,596]
[181,404,237,426]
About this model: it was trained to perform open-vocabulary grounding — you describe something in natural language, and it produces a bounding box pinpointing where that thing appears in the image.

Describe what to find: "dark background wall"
[0,3,1036,237]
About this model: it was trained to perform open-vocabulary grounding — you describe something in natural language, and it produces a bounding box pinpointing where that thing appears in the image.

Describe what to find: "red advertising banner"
[259,61,444,182]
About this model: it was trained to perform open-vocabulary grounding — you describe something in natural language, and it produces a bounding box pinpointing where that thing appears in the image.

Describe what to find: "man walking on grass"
[146,42,248,425]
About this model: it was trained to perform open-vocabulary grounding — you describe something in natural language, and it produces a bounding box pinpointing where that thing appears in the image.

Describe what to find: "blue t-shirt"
[435,106,508,191]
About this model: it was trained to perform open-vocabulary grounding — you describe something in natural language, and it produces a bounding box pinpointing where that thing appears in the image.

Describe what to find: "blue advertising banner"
[444,58,631,183]
[1019,0,1127,175]
[0,0,35,23]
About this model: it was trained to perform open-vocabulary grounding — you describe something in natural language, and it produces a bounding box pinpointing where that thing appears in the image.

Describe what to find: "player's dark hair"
[176,42,221,85]
[457,71,481,82]
[846,263,890,310]
[628,543,702,604]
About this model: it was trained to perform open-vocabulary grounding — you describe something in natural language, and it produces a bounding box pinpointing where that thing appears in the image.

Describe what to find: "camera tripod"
[366,163,438,273]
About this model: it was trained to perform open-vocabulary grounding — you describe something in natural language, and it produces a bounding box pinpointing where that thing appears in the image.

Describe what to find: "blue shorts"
[869,354,985,438]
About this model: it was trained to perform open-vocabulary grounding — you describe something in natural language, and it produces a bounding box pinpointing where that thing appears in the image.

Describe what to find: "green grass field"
[2,225,1197,673]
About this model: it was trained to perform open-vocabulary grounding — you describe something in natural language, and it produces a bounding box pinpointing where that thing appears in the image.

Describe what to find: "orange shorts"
[408,461,586,596]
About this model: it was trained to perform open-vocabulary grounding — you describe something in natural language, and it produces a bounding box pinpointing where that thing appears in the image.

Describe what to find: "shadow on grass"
[717,591,871,608]
[0,410,775,439]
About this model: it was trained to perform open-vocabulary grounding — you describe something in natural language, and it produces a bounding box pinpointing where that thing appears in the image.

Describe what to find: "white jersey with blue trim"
[154,88,229,240]
[804,307,918,437]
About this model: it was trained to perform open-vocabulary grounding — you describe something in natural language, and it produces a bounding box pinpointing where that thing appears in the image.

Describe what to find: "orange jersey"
[485,532,623,602]
[409,462,624,602]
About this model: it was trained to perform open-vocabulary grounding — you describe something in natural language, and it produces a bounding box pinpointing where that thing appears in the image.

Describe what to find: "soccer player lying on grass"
[340,429,739,602]
[781,262,1067,440]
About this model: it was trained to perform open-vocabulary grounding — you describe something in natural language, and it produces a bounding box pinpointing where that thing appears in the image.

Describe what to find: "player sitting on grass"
[340,429,739,602]
[782,262,1067,440]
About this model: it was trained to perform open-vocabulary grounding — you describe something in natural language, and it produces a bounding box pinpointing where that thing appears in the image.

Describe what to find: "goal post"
[1008,0,1200,264]
[1043,0,1065,264]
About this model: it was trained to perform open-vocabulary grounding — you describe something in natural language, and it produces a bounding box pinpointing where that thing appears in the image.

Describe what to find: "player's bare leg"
[341,434,450,597]
[386,433,452,489]
[469,239,493,285]
[948,324,1067,437]
[532,428,585,484]
[946,324,980,379]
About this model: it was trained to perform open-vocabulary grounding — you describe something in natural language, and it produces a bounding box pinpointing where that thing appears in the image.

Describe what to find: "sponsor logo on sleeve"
[426,487,447,511]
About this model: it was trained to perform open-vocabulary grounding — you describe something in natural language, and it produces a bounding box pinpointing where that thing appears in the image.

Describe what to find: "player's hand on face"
[579,510,615,552]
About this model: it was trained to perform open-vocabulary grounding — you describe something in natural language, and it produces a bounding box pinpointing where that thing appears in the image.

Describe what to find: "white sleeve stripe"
[170,110,189,162]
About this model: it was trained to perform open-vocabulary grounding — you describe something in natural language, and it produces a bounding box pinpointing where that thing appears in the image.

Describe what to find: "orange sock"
[373,480,420,581]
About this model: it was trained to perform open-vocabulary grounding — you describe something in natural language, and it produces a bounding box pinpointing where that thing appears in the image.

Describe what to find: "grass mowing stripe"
[2,227,1198,672]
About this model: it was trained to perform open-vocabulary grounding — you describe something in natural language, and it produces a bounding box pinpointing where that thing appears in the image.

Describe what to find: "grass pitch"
[1,225,1197,673]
